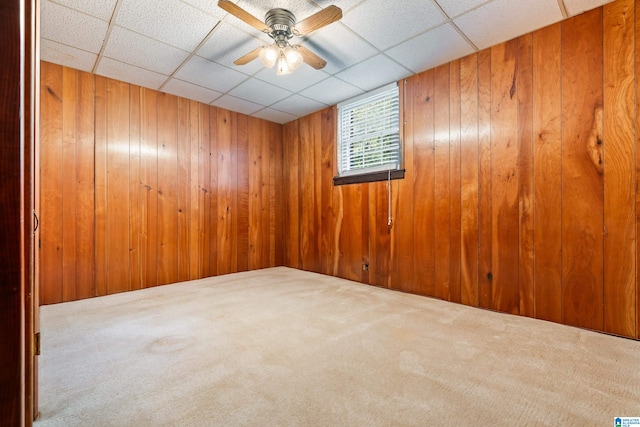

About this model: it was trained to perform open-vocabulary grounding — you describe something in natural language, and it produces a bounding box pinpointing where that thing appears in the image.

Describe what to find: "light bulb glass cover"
[259,45,279,68]
[283,46,303,71]
[276,52,292,76]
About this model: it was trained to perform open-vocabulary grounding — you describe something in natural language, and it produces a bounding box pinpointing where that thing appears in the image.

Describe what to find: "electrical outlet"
[362,263,369,271]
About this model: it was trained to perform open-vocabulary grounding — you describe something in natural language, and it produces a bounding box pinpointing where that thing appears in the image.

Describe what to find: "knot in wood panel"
[587,106,604,174]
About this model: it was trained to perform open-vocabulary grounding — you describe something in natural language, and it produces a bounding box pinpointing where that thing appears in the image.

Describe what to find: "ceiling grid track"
[91,0,123,75]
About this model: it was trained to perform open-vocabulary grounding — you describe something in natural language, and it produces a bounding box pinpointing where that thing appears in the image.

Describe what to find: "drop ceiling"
[41,0,613,124]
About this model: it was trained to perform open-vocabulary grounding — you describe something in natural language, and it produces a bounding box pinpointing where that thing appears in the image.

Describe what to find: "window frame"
[333,82,404,186]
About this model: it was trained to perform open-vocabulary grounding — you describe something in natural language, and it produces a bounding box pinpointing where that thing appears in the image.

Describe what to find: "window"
[335,82,403,185]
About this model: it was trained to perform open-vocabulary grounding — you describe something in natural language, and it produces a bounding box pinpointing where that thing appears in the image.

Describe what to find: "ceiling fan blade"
[293,5,342,36]
[218,0,270,33]
[295,45,327,70]
[233,46,263,66]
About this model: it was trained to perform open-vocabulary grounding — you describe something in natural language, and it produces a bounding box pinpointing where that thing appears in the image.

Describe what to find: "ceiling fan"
[218,0,342,75]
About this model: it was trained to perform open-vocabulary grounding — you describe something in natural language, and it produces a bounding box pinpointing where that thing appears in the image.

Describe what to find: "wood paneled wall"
[283,0,639,339]
[39,62,283,305]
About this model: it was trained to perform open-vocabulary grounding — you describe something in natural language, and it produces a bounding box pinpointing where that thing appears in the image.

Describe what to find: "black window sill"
[333,169,405,186]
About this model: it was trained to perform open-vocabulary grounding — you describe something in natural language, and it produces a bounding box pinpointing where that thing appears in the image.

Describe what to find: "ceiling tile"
[179,0,229,19]
[335,54,411,92]
[161,78,222,104]
[40,39,97,72]
[116,0,217,51]
[252,108,298,124]
[254,65,329,93]
[563,0,615,16]
[48,0,117,21]
[269,95,327,117]
[103,26,190,75]
[341,0,447,50]
[303,23,378,74]
[310,0,365,14]
[211,95,264,116]
[197,23,265,75]
[96,58,168,90]
[385,23,475,74]
[175,56,249,93]
[229,79,293,106]
[454,0,563,50]
[41,0,109,54]
[299,77,364,106]
[435,0,491,18]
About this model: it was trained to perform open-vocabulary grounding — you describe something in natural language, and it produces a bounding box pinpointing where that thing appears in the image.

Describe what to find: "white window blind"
[337,83,400,177]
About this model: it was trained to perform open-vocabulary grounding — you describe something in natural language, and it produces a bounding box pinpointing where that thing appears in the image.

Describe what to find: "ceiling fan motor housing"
[265,8,296,41]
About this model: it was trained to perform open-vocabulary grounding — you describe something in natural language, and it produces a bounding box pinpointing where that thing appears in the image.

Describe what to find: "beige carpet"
[35,267,640,426]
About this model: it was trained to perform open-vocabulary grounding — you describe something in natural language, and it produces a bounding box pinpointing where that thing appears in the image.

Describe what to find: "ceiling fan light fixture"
[259,45,280,68]
[284,46,303,71]
[276,51,293,76]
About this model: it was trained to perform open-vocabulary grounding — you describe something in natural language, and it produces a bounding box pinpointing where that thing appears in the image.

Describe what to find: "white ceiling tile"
[454,0,564,50]
[211,95,264,116]
[197,23,266,75]
[299,77,364,106]
[175,56,249,93]
[41,0,109,54]
[310,0,364,14]
[95,58,168,90]
[161,78,222,104]
[116,0,216,51]
[303,23,378,74]
[335,54,411,92]
[269,95,327,117]
[435,0,491,18]
[103,26,190,75]
[40,39,97,72]
[252,108,298,124]
[341,0,447,50]
[254,65,329,93]
[229,79,293,106]
[563,0,614,16]
[179,0,229,19]
[385,23,475,74]
[48,0,117,21]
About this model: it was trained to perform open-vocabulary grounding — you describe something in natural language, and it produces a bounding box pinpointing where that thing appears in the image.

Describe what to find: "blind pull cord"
[387,169,393,227]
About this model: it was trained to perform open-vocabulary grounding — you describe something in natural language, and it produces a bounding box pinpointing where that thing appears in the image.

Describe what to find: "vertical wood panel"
[477,49,493,309]
[261,119,272,270]
[411,72,435,296]
[338,184,363,281]
[248,117,262,271]
[177,97,190,282]
[299,115,317,272]
[61,67,77,301]
[603,0,636,338]
[320,108,338,276]
[199,104,212,278]
[272,122,284,267]
[140,88,158,288]
[434,64,451,300]
[39,62,63,304]
[561,9,604,330]
[188,101,200,280]
[490,40,520,314]
[460,54,479,307]
[236,114,250,272]
[106,79,131,294]
[76,72,96,299]
[128,86,141,291]
[94,75,108,296]
[283,121,300,269]
[517,34,535,317]
[637,0,640,338]
[217,108,237,275]
[449,59,462,304]
[533,24,563,322]
[391,78,414,293]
